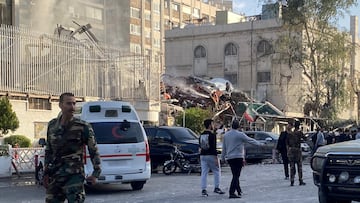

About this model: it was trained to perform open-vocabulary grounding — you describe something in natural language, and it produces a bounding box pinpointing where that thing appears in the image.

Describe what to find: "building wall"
[3,99,60,145]
[165,18,307,116]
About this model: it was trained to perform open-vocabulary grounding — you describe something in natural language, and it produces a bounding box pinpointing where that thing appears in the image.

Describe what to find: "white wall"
[3,100,60,146]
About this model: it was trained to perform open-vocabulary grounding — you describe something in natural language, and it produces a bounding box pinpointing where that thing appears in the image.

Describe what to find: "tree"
[0,97,19,136]
[175,107,213,134]
[278,0,357,120]
[4,135,31,148]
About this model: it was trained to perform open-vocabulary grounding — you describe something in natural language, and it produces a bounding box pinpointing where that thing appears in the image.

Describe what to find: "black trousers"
[227,158,243,195]
[280,151,289,178]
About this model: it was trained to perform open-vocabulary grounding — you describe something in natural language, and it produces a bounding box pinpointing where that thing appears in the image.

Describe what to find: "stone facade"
[165,18,305,117]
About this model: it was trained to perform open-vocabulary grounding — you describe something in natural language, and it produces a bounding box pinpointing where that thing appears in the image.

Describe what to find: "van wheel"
[131,181,145,190]
[35,161,44,185]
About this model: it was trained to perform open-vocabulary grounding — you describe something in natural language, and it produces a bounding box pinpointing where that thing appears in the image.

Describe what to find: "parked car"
[217,131,310,162]
[243,131,279,161]
[144,126,200,171]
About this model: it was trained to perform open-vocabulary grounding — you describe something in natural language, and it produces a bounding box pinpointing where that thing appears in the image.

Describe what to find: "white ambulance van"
[36,101,151,190]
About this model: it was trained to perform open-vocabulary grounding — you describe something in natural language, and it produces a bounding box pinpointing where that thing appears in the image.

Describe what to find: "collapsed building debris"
[160,74,252,126]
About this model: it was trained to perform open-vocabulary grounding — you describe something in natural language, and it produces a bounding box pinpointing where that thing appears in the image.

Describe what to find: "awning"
[235,101,285,117]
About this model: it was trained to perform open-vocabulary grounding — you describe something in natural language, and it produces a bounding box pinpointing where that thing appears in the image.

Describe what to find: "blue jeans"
[200,155,221,190]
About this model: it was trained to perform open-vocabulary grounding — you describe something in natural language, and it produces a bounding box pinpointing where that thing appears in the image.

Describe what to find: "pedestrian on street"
[199,119,225,197]
[43,92,102,203]
[221,119,264,199]
[286,121,306,186]
[355,127,360,140]
[313,127,325,154]
[276,124,290,180]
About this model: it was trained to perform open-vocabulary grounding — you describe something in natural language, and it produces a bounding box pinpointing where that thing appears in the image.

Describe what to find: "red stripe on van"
[85,153,147,158]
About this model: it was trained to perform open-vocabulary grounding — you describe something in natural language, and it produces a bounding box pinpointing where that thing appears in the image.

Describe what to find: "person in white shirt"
[355,127,360,140]
[314,127,326,153]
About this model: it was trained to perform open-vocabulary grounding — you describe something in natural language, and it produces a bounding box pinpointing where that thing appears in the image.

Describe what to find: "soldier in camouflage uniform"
[43,92,101,203]
[286,121,306,186]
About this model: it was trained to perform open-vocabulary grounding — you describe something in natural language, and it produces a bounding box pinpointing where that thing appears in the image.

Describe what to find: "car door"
[244,132,259,159]
[153,129,174,163]
[254,132,274,158]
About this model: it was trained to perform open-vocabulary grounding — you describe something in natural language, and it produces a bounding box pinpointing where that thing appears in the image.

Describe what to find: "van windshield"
[90,122,144,144]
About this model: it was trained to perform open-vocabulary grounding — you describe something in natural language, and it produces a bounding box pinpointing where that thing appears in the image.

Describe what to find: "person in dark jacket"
[286,121,306,186]
[276,124,291,180]
[199,119,225,197]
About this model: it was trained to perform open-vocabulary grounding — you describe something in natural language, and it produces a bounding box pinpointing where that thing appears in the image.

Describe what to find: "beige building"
[165,7,360,119]
[0,0,234,143]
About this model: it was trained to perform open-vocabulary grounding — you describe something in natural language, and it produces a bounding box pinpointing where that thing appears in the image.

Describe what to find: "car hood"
[315,140,360,156]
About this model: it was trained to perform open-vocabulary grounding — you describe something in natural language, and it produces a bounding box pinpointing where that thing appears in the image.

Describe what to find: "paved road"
[0,163,319,203]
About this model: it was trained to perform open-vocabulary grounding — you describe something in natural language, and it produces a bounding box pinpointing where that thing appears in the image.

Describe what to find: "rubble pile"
[160,74,251,122]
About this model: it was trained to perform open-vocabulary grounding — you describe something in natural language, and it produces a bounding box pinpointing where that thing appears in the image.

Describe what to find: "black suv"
[311,140,360,203]
[144,126,200,171]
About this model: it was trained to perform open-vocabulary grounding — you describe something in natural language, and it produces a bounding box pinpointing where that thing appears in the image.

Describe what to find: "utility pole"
[250,19,254,101]
[356,91,360,124]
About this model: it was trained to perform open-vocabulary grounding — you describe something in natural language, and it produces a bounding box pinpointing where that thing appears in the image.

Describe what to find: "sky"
[233,0,360,34]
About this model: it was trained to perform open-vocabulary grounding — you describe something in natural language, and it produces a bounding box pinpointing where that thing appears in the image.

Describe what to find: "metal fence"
[0,25,160,101]
[11,147,43,173]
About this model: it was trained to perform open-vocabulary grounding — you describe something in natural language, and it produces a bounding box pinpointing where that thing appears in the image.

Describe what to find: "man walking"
[43,92,101,203]
[221,119,264,199]
[199,119,225,197]
[286,121,306,186]
[313,127,326,153]
[276,124,291,180]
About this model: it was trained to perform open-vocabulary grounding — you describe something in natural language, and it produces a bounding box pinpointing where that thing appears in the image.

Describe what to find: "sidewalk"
[0,172,36,188]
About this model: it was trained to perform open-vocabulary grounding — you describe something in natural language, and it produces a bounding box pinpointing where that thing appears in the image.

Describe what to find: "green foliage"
[4,135,31,148]
[175,107,213,134]
[278,0,357,121]
[326,119,356,130]
[0,97,19,136]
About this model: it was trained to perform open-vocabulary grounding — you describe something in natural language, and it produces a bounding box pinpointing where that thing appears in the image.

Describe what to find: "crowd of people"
[199,118,360,199]
[44,94,359,202]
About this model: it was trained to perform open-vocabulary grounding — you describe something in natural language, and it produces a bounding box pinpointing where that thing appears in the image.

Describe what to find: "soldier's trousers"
[46,174,85,203]
[287,148,303,182]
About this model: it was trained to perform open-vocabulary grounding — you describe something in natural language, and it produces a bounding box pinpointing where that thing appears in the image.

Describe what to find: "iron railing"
[0,25,160,101]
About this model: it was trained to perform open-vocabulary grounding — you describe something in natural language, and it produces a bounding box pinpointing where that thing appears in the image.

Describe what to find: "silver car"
[243,131,279,161]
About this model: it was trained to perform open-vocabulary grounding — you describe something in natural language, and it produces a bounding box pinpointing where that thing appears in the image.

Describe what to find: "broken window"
[225,43,237,56]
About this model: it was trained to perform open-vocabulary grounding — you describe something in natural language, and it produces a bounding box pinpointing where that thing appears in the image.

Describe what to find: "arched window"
[257,40,272,55]
[224,43,237,56]
[194,45,206,58]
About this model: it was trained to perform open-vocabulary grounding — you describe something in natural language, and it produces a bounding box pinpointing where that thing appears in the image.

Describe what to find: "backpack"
[199,133,210,150]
